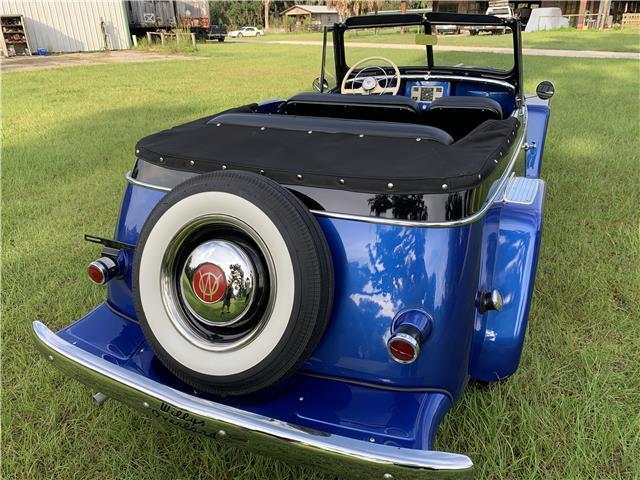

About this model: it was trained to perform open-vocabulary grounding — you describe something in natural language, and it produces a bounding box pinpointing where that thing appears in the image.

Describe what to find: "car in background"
[435,24,460,34]
[228,26,264,38]
[206,24,227,42]
[468,5,514,34]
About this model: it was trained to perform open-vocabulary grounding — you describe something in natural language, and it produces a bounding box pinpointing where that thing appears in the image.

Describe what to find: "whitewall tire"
[133,171,334,396]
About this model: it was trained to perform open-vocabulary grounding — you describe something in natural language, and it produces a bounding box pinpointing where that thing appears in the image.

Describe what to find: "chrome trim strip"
[126,171,171,192]
[126,105,527,228]
[377,74,516,92]
[33,321,474,479]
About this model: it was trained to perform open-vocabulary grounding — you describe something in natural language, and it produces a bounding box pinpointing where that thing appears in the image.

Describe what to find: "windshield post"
[334,24,348,85]
[511,18,524,103]
[424,20,434,69]
[320,27,328,93]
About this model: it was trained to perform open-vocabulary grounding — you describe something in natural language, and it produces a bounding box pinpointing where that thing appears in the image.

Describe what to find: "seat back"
[280,92,421,124]
[423,96,504,141]
[208,112,454,144]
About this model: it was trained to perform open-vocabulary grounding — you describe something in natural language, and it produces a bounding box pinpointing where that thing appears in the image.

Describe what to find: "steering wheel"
[341,56,401,96]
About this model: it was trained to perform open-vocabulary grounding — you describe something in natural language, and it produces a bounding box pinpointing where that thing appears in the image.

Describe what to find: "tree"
[229,264,246,297]
[328,0,383,20]
[326,0,384,36]
[367,0,384,15]
[210,1,263,29]
[262,0,270,30]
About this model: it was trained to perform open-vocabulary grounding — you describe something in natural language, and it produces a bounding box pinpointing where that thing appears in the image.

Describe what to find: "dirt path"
[1,50,205,73]
[247,39,640,59]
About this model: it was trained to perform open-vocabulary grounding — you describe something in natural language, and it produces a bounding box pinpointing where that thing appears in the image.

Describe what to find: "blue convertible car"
[35,12,553,479]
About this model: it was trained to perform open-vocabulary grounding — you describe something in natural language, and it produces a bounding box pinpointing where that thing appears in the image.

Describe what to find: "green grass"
[135,35,200,55]
[2,43,640,479]
[256,27,640,53]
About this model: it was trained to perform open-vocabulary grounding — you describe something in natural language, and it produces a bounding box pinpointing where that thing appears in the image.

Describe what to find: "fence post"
[132,34,138,47]
[146,31,152,44]
[191,33,196,46]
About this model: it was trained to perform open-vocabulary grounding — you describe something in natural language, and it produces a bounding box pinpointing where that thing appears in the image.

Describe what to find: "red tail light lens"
[387,333,420,364]
[87,256,118,285]
[387,309,433,364]
[87,261,107,285]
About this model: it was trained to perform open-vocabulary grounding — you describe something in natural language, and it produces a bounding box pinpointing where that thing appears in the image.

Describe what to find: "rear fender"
[469,177,545,381]
[524,98,551,178]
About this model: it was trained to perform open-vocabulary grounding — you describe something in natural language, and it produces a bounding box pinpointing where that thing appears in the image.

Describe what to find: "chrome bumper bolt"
[479,289,504,313]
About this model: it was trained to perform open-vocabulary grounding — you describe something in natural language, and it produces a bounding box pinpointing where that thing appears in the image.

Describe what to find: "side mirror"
[536,80,555,100]
[312,77,329,92]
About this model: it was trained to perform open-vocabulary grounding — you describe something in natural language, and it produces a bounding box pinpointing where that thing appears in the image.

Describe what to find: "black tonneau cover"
[136,112,519,194]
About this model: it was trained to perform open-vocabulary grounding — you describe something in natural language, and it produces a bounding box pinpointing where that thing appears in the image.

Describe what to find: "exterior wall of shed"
[0,1,130,53]
[315,13,339,26]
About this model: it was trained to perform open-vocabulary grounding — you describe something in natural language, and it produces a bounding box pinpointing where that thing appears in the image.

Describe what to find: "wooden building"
[282,5,341,31]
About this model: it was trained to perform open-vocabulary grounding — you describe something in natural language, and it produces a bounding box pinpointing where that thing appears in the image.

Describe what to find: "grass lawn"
[2,43,640,479]
[256,27,640,53]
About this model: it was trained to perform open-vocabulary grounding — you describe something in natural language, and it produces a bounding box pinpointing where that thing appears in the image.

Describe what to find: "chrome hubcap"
[180,240,256,327]
[160,214,275,351]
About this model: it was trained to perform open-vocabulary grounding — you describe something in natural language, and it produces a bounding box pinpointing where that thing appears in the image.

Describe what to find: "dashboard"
[403,79,516,114]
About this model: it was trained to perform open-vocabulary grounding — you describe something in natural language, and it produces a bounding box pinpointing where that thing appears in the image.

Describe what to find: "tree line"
[210,1,434,29]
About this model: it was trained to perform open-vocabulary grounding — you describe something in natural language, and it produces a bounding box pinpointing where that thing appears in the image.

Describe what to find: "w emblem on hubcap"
[192,263,227,304]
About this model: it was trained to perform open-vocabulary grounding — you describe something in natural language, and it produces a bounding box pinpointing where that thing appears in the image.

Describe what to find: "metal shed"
[0,1,131,53]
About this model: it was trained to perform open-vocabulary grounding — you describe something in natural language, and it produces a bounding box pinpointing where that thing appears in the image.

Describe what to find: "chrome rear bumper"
[33,321,474,479]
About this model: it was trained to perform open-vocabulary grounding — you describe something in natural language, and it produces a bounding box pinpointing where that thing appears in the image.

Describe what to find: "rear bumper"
[33,320,474,479]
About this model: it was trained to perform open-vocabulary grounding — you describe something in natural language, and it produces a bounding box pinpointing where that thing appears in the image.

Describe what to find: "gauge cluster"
[407,81,451,109]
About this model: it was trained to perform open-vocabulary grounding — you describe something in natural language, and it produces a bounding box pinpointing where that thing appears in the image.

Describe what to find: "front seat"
[422,96,504,141]
[279,92,422,124]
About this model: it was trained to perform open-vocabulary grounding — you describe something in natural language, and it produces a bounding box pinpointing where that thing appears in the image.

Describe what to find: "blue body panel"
[308,218,482,400]
[453,82,517,115]
[107,184,165,319]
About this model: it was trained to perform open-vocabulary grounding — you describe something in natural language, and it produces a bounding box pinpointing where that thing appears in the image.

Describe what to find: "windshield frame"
[321,12,523,97]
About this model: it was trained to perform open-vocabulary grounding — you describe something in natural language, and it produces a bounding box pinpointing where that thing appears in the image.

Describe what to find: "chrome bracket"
[523,141,537,151]
[85,234,135,251]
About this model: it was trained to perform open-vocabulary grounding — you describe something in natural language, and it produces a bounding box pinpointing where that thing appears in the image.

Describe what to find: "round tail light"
[386,309,433,365]
[387,332,420,364]
[88,257,118,285]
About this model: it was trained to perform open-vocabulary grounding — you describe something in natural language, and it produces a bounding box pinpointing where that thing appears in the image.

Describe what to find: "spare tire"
[133,171,334,396]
